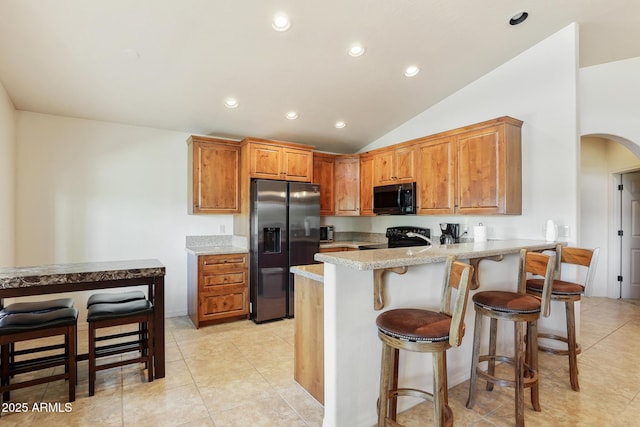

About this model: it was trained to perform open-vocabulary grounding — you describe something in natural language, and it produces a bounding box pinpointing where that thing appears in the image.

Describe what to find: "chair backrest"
[518,249,556,317]
[555,245,600,292]
[440,256,474,347]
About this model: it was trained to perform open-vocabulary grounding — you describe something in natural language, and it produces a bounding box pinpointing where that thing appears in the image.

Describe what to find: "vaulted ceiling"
[0,0,638,153]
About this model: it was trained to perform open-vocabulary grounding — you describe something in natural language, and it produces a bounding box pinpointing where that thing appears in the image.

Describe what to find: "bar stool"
[0,307,78,404]
[87,298,154,396]
[526,245,599,391]
[466,249,555,427]
[0,298,77,378]
[376,256,474,427]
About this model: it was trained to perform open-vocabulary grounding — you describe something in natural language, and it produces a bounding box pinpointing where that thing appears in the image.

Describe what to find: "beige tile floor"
[1,296,639,426]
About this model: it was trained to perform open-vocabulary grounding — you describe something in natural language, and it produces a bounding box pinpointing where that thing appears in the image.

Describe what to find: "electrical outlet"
[558,225,570,238]
[220,224,226,234]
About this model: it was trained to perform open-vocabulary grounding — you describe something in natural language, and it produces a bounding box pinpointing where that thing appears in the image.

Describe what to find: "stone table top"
[0,259,166,290]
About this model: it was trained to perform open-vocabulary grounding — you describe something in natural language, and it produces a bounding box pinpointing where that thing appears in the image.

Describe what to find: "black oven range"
[358,226,431,250]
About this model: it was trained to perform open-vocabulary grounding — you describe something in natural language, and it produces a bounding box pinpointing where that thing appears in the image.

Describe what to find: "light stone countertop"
[314,239,559,270]
[185,245,248,256]
[185,234,248,256]
[290,264,324,282]
[319,241,378,249]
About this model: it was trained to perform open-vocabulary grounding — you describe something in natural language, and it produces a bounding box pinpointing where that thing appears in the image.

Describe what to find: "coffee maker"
[440,223,460,244]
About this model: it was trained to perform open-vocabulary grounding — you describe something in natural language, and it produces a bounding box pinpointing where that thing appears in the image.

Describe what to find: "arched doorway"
[580,134,640,299]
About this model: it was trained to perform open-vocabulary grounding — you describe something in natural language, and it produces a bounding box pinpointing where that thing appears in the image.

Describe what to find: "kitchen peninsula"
[310,239,559,427]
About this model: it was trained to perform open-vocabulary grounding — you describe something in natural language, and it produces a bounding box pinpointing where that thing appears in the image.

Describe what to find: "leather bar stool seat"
[87,291,146,307]
[466,250,555,427]
[526,245,599,391]
[376,257,473,427]
[87,298,154,396]
[0,307,78,405]
[1,297,74,314]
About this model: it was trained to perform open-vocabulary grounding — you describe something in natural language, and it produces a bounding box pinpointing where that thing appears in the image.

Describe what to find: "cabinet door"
[334,157,360,216]
[417,138,456,215]
[199,287,248,321]
[373,151,395,186]
[190,138,240,214]
[457,123,521,214]
[249,143,283,179]
[373,147,416,185]
[457,125,503,214]
[313,154,336,215]
[283,147,313,182]
[394,146,416,182]
[359,155,375,216]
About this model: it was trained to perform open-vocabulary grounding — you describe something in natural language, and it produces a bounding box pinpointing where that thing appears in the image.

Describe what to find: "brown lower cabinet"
[294,271,324,404]
[187,252,249,328]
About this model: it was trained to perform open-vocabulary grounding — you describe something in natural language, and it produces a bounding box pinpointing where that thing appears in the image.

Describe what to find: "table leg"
[153,275,165,378]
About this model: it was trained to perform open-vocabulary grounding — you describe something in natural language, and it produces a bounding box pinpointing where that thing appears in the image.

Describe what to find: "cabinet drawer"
[200,270,247,290]
[199,288,248,320]
[199,253,248,271]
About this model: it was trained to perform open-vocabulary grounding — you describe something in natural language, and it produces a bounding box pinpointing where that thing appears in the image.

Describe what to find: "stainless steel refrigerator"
[250,179,320,323]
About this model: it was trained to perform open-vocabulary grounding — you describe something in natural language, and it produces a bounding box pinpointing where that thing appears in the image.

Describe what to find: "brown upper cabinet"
[243,138,313,182]
[373,146,416,186]
[359,153,375,216]
[313,153,336,215]
[417,117,522,215]
[334,156,360,216]
[187,136,240,214]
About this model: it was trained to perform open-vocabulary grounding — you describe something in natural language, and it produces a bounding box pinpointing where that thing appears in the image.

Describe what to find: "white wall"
[579,56,640,296]
[580,56,640,157]
[15,112,234,317]
[0,81,15,267]
[357,24,580,244]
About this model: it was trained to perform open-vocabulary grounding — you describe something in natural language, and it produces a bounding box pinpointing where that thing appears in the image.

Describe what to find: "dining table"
[0,259,166,378]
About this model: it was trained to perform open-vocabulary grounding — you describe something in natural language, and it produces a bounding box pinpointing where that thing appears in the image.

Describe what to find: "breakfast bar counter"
[0,259,167,378]
[314,239,559,427]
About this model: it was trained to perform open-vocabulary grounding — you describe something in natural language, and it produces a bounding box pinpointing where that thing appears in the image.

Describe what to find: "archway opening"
[580,134,640,300]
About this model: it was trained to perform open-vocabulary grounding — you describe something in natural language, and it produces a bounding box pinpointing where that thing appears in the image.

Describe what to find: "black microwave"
[373,182,416,215]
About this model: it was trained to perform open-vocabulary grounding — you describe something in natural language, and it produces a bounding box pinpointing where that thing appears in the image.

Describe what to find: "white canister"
[473,223,487,242]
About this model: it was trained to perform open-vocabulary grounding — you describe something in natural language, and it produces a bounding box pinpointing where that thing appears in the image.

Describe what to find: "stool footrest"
[0,372,68,395]
[13,342,66,357]
[96,356,149,372]
[476,356,538,389]
[11,354,69,376]
[96,341,145,359]
[537,333,582,356]
[390,387,434,403]
[95,329,144,342]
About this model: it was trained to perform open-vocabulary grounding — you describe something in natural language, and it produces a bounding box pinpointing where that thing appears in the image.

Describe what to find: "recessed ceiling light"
[334,121,346,129]
[404,65,420,77]
[272,13,291,31]
[286,111,299,120]
[224,98,239,109]
[509,11,529,25]
[348,43,365,57]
